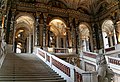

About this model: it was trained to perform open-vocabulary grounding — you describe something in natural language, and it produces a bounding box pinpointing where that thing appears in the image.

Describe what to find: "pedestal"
[82,71,98,82]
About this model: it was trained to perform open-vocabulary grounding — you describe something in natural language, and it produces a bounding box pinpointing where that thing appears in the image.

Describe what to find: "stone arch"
[102,19,117,49]
[15,12,35,22]
[49,17,67,36]
[78,22,91,51]
[48,18,67,48]
[14,12,35,53]
[49,17,67,27]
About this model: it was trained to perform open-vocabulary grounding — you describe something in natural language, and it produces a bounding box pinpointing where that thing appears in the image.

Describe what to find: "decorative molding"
[15,2,90,22]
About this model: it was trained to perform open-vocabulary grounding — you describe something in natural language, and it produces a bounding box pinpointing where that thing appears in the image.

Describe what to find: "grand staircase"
[0,52,66,82]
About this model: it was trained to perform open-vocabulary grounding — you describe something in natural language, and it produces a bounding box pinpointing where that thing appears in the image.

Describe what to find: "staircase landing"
[0,53,66,82]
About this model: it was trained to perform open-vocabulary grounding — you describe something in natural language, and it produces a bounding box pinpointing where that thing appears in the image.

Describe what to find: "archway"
[102,20,117,49]
[79,23,90,51]
[14,15,34,53]
[49,19,67,48]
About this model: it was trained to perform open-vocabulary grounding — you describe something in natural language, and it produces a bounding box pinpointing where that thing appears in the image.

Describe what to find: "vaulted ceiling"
[35,0,117,10]
[17,0,117,10]
[15,0,118,16]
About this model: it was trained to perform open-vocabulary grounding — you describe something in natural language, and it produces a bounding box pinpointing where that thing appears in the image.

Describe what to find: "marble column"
[9,10,15,44]
[69,17,74,48]
[29,34,32,53]
[108,34,114,47]
[43,13,48,48]
[75,19,79,54]
[113,18,119,44]
[56,36,59,48]
[92,23,104,51]
[27,37,29,53]
[83,39,86,51]
[10,9,16,52]
[39,24,44,48]
[46,25,50,47]
[34,12,41,46]
[63,36,66,48]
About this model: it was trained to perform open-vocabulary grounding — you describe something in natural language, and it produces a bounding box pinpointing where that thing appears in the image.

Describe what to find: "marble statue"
[96,54,114,82]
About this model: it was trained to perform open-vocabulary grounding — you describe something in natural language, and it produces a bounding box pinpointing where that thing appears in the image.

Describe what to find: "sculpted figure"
[96,54,114,82]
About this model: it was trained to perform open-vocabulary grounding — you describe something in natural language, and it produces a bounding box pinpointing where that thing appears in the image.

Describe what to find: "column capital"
[11,9,16,14]
[75,18,79,25]
[43,13,48,19]
[69,17,74,23]
[36,12,41,18]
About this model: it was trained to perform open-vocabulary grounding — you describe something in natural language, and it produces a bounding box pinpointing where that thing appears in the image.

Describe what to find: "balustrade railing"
[35,47,120,82]
[82,51,120,82]
[34,47,85,82]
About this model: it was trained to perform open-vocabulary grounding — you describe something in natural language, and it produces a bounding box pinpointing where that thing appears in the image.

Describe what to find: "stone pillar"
[9,10,15,44]
[46,25,50,47]
[29,34,32,53]
[92,23,104,51]
[27,37,29,53]
[75,19,79,54]
[63,36,66,48]
[65,27,71,48]
[109,35,113,47]
[113,18,119,44]
[39,24,44,48]
[86,38,90,51]
[34,12,41,46]
[56,36,59,48]
[83,39,86,51]
[69,17,74,48]
[43,13,48,48]
[10,9,16,52]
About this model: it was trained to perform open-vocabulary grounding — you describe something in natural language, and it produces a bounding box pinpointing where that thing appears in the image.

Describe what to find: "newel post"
[70,67,75,82]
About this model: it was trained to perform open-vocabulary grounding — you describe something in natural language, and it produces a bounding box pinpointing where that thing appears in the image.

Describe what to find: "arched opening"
[14,15,34,53]
[102,20,117,49]
[49,19,67,49]
[79,23,90,51]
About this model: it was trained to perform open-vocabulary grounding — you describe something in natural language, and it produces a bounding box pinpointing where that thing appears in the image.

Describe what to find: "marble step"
[0,74,60,76]
[0,80,66,82]
[0,76,66,82]
[0,79,66,82]
[0,77,63,80]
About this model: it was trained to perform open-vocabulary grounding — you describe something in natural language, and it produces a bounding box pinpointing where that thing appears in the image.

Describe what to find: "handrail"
[34,47,84,82]
[82,51,120,75]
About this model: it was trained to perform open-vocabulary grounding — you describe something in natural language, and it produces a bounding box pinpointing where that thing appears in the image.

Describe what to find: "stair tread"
[0,53,66,82]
